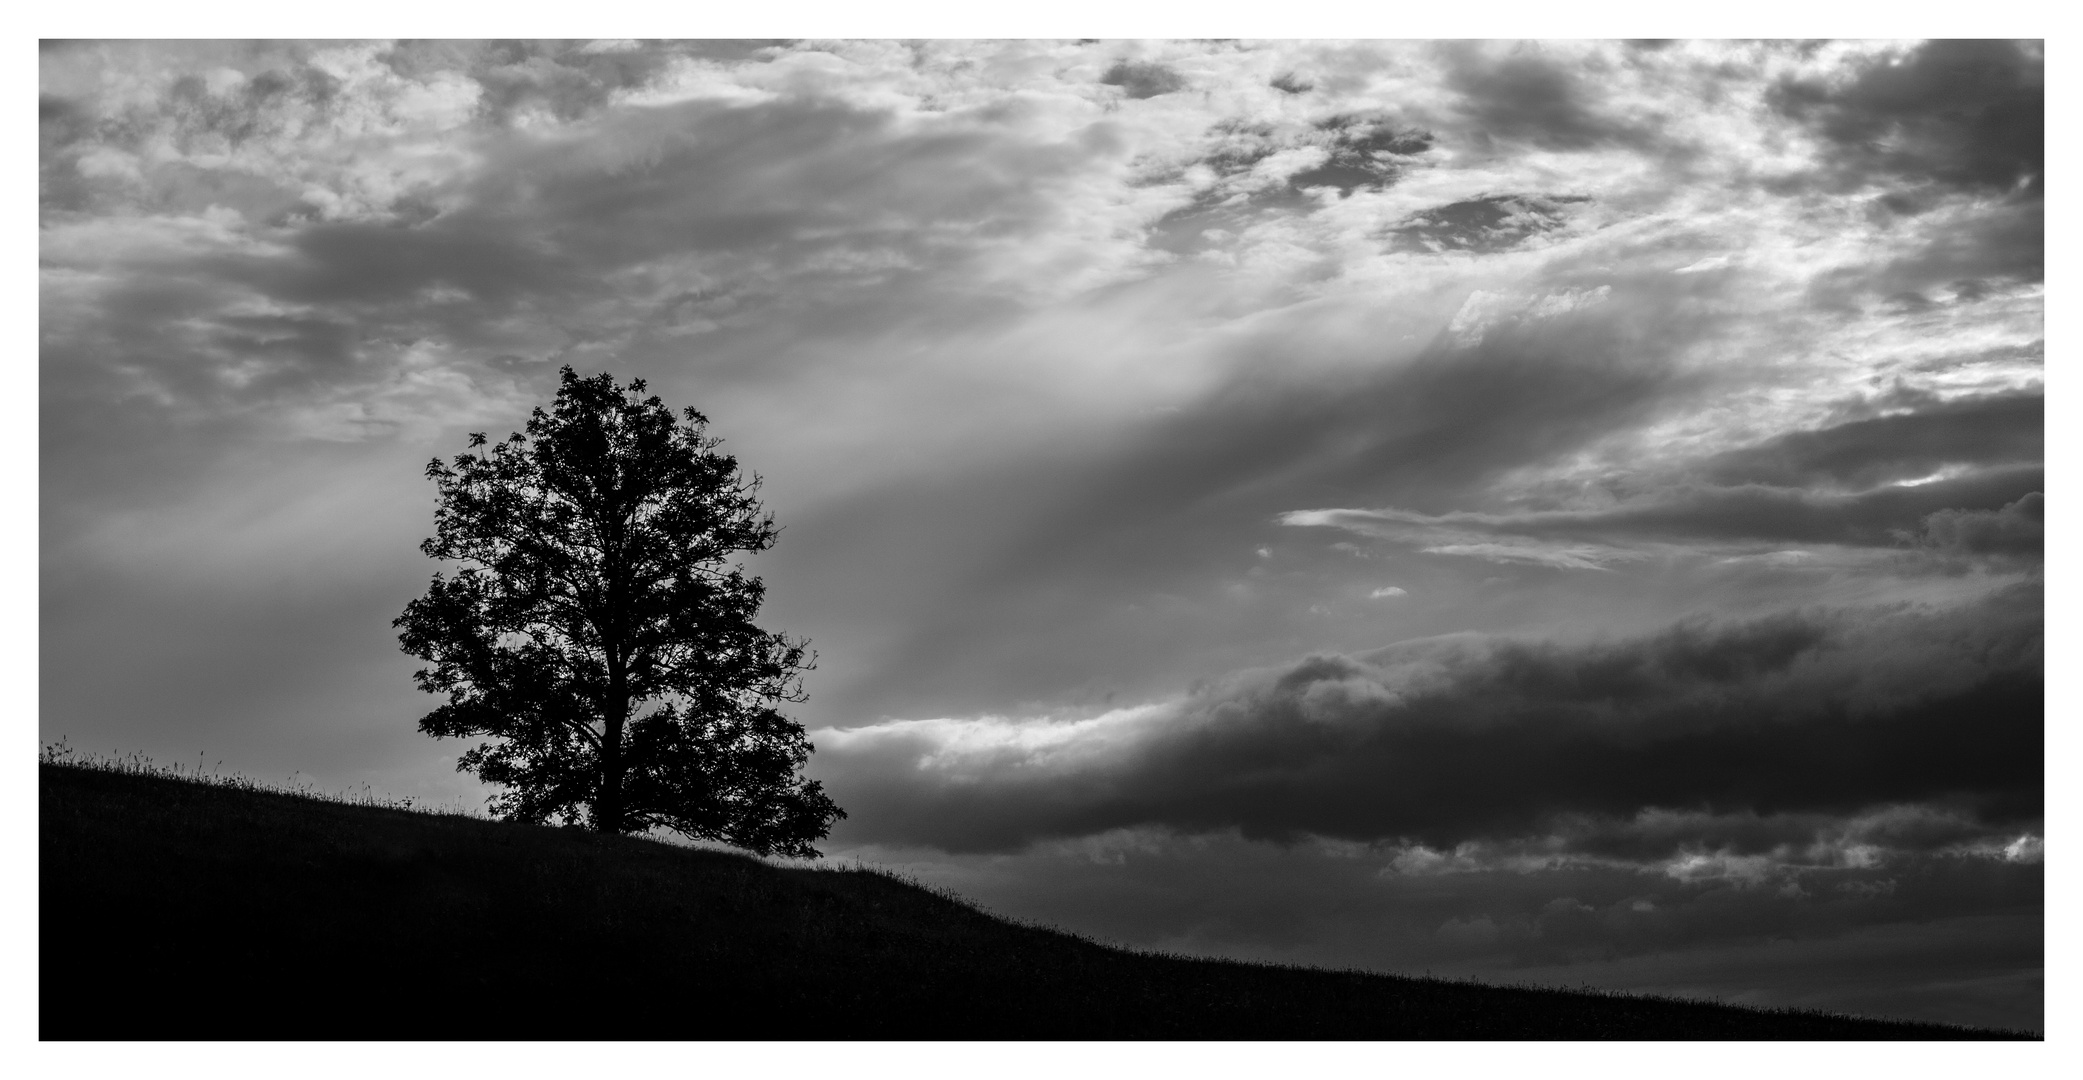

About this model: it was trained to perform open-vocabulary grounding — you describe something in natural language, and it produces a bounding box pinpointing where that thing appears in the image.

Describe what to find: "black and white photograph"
[37,31,2049,1051]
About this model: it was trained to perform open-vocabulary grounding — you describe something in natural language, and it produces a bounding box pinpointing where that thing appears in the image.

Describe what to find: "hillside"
[40,763,2025,1040]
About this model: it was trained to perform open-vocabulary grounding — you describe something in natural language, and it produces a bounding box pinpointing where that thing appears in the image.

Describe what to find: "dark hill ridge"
[40,763,2025,1040]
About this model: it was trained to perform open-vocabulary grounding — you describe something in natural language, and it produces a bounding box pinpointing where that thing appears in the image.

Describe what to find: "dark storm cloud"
[1100,59,1187,99]
[1771,39,2043,198]
[1772,41,2043,310]
[1440,43,1655,151]
[818,583,2040,854]
[1912,492,2042,561]
[1268,72,1312,95]
[1697,390,2040,489]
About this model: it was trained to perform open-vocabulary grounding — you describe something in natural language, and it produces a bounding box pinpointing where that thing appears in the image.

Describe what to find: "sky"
[38,38,2046,1033]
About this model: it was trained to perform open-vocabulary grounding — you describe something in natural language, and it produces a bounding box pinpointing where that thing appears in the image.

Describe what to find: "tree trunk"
[597,661,628,833]
[597,512,631,834]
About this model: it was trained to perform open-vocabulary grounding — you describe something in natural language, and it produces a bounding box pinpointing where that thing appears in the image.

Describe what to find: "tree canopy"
[395,368,844,856]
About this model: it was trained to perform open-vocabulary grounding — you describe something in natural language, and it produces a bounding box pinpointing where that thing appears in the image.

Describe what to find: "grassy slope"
[40,763,2026,1041]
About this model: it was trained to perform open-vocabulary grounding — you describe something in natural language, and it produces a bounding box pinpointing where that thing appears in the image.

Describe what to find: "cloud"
[1288,113,1433,195]
[1440,42,1659,152]
[1905,492,2042,570]
[45,40,2043,754]
[39,82,1149,471]
[1770,39,2043,198]
[829,812,2041,1029]
[1386,802,2039,876]
[1697,390,2040,489]
[1143,111,1436,253]
[1386,193,1590,254]
[1877,197,2044,293]
[1769,40,2044,313]
[426,39,754,125]
[815,583,2040,855]
[1101,59,1187,100]
[1278,387,2043,573]
[809,268,1741,717]
[1285,467,2042,561]
[1283,507,1644,570]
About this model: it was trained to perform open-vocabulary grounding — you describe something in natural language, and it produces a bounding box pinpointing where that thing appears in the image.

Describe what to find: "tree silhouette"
[395,367,844,856]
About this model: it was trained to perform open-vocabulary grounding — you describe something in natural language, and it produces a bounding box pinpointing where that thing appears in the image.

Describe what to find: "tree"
[395,367,844,856]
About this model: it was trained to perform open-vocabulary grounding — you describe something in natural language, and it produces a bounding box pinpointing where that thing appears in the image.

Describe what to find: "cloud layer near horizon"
[816,583,2040,857]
